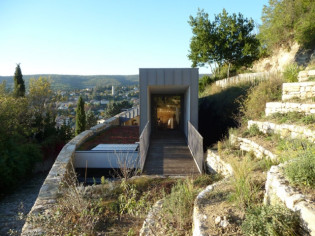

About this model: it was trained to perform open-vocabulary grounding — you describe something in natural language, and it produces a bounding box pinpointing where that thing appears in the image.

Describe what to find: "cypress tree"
[13,64,25,97]
[75,96,86,135]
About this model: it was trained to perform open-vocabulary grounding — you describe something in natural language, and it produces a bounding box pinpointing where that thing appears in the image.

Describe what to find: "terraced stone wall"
[282,82,315,100]
[265,102,315,116]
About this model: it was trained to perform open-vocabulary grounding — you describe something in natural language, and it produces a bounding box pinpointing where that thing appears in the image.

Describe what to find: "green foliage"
[86,110,98,129]
[0,137,42,192]
[75,96,86,136]
[199,75,215,93]
[241,76,283,120]
[259,0,315,51]
[244,124,263,137]
[13,64,25,97]
[118,179,151,217]
[242,205,301,235]
[283,63,300,82]
[162,178,199,232]
[104,100,132,119]
[284,149,315,188]
[188,9,260,75]
[229,156,260,208]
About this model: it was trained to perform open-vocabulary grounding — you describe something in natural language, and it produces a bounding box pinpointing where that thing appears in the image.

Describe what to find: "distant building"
[112,86,115,96]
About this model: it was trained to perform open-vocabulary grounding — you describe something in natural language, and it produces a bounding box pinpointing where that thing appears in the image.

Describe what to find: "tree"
[188,9,260,77]
[13,63,25,97]
[75,96,86,135]
[86,110,98,129]
[259,0,315,51]
[104,100,132,119]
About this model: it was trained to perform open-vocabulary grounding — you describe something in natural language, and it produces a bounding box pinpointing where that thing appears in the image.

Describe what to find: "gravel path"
[0,173,47,236]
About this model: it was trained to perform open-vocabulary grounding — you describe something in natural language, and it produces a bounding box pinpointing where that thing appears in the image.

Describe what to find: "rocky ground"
[0,173,47,236]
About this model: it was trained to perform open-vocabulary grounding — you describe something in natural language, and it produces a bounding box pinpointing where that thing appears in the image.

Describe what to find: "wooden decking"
[142,130,200,176]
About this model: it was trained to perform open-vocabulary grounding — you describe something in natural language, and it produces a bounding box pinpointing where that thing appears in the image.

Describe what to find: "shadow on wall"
[198,85,251,150]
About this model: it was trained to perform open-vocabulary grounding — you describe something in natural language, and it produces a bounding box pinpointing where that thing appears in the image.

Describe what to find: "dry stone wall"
[265,102,315,116]
[206,150,233,177]
[248,120,315,143]
[21,117,119,235]
[230,135,278,161]
[282,82,315,101]
[264,164,315,235]
[298,70,315,82]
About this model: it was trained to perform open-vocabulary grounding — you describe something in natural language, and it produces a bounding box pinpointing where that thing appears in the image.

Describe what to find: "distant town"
[55,85,139,129]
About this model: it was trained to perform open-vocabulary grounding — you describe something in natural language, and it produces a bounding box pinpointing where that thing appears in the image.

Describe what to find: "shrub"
[242,205,301,236]
[162,178,199,233]
[284,150,315,188]
[241,75,283,120]
[283,63,300,82]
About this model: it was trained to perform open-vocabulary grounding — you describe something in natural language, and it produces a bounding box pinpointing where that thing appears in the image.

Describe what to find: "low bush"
[241,75,283,121]
[284,149,315,188]
[283,63,300,82]
[161,178,199,233]
[242,205,302,236]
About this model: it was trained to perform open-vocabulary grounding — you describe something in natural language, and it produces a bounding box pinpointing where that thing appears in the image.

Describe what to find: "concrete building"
[139,68,199,137]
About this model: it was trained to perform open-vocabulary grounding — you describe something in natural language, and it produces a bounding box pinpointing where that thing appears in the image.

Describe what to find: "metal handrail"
[139,121,150,172]
[188,121,204,173]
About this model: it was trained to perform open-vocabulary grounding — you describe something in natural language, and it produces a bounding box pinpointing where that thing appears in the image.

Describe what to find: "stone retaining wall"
[206,150,233,177]
[248,120,315,143]
[282,82,315,101]
[265,102,315,116]
[230,135,277,161]
[298,70,315,82]
[21,117,119,235]
[215,72,271,88]
[193,181,225,236]
[264,164,315,235]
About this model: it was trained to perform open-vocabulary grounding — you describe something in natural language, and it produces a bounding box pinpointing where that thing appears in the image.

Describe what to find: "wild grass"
[28,173,103,235]
[242,205,302,236]
[267,112,315,127]
[283,63,301,83]
[161,178,199,234]
[240,75,283,121]
[229,155,261,208]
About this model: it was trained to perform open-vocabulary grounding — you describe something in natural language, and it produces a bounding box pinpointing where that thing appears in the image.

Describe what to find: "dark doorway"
[151,95,182,132]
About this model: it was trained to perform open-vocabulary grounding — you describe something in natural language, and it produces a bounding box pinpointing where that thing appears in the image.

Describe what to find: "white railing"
[139,121,150,172]
[188,121,204,173]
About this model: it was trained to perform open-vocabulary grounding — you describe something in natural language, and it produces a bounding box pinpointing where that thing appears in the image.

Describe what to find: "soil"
[198,182,245,235]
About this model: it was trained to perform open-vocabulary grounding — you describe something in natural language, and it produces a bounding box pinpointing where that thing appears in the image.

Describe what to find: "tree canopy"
[13,64,25,97]
[104,100,132,119]
[259,0,315,52]
[188,9,260,76]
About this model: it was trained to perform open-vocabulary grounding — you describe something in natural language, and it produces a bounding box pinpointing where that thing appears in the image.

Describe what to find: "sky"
[0,0,269,76]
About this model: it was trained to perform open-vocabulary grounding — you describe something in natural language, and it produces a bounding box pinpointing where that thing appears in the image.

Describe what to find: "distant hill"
[0,73,211,91]
[0,74,139,90]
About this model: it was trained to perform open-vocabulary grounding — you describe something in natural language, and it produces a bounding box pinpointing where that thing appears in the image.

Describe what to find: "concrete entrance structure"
[139,68,199,137]
[139,68,203,174]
